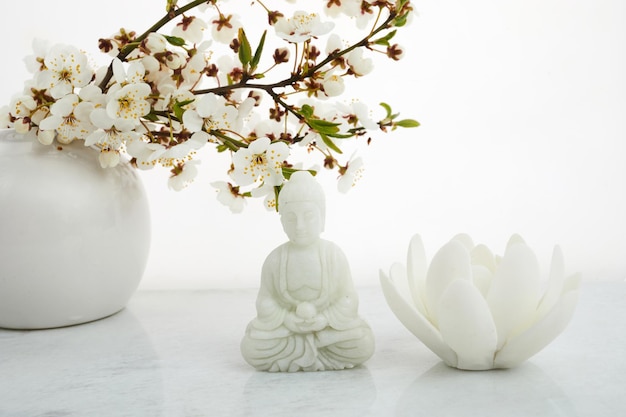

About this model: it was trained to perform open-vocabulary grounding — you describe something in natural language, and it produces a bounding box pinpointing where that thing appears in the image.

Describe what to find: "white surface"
[1,281,624,417]
[0,0,624,290]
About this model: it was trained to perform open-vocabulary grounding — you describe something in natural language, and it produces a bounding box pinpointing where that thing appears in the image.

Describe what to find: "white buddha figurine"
[241,171,375,372]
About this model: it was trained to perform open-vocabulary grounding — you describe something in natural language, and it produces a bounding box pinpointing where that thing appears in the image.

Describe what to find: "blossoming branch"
[2,0,418,212]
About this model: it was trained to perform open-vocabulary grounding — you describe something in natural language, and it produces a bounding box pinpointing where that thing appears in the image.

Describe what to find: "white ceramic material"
[241,171,374,372]
[380,233,581,370]
[0,129,151,329]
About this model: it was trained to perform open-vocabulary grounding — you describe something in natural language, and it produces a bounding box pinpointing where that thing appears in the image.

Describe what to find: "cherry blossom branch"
[193,9,399,97]
[98,0,210,90]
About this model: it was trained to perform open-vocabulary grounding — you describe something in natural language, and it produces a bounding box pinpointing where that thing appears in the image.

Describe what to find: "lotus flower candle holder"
[380,233,581,370]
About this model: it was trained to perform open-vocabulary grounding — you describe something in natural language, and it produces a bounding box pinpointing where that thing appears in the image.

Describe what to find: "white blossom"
[336,100,378,130]
[274,11,334,43]
[9,95,37,120]
[126,139,167,169]
[172,15,207,44]
[105,82,152,124]
[6,0,417,199]
[182,92,238,133]
[112,58,146,85]
[324,0,361,18]
[24,38,51,73]
[250,183,279,211]
[212,181,246,213]
[144,33,169,54]
[98,149,121,168]
[325,33,344,55]
[168,160,200,190]
[37,129,55,145]
[180,52,209,88]
[14,118,31,134]
[210,14,241,44]
[347,48,373,76]
[321,72,345,97]
[337,155,364,193]
[231,137,289,187]
[37,44,93,98]
[38,94,95,144]
[85,108,138,150]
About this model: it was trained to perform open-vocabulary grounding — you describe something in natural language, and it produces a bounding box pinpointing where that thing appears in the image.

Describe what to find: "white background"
[1,0,624,289]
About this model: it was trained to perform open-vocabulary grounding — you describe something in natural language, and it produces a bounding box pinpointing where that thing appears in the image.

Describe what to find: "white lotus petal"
[562,272,582,293]
[472,265,492,298]
[389,262,410,303]
[506,233,526,250]
[494,273,581,368]
[451,233,475,251]
[437,279,498,370]
[471,244,497,273]
[487,242,541,349]
[425,240,472,325]
[407,234,428,317]
[380,270,458,367]
[536,245,566,320]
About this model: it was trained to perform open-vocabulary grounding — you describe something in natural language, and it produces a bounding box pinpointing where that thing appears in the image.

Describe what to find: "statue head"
[278,171,325,246]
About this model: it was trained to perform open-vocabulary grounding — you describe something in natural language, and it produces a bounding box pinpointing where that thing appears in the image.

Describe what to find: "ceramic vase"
[0,129,151,329]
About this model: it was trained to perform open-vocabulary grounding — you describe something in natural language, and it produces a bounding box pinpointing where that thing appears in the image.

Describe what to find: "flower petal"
[182,109,203,132]
[494,273,581,368]
[380,270,458,367]
[406,234,428,317]
[505,233,526,250]
[437,279,498,370]
[425,240,472,325]
[535,245,566,320]
[471,243,497,273]
[472,265,493,298]
[487,241,541,349]
[451,233,474,251]
[389,262,410,302]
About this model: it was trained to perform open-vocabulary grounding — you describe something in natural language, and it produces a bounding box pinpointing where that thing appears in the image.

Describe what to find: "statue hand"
[284,311,328,333]
[307,314,328,331]
[284,311,307,333]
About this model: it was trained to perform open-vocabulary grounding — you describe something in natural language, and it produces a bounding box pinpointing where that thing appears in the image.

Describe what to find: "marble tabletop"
[1,281,624,417]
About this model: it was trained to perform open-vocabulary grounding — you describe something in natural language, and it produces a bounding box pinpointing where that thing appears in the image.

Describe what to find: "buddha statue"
[241,171,375,372]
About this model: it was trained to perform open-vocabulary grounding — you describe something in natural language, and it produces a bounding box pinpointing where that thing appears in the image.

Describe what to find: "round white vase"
[0,129,151,329]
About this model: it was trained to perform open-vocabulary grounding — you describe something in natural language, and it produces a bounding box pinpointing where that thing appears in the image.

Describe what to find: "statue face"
[280,201,322,247]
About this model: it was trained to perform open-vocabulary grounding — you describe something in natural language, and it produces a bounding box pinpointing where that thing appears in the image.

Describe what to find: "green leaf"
[319,132,343,154]
[164,35,186,47]
[250,30,267,71]
[307,118,341,135]
[173,98,194,121]
[328,131,354,139]
[396,0,410,8]
[380,102,393,119]
[372,30,397,47]
[299,104,315,118]
[210,130,247,150]
[143,112,159,122]
[395,119,420,128]
[273,186,281,212]
[394,13,409,27]
[282,167,318,180]
[238,28,252,67]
